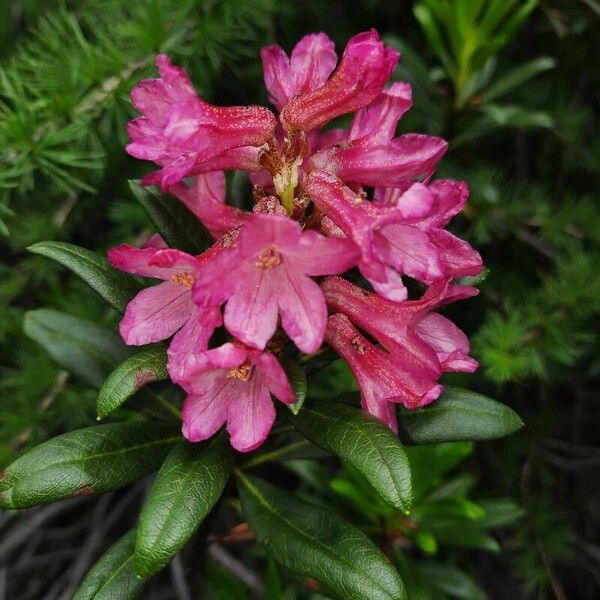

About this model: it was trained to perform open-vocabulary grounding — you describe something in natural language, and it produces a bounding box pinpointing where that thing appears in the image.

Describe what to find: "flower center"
[273,156,303,215]
[227,360,253,381]
[170,271,195,289]
[255,246,282,269]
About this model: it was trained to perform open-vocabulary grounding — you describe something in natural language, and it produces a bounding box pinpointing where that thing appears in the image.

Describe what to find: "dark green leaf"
[264,555,283,600]
[73,530,146,600]
[293,401,412,512]
[423,520,500,552]
[238,474,406,600]
[130,180,212,255]
[476,499,525,528]
[400,387,523,444]
[419,562,486,600]
[28,241,139,313]
[0,423,180,508]
[481,57,556,103]
[97,345,168,419]
[405,442,473,500]
[283,360,307,415]
[135,435,234,577]
[24,309,131,388]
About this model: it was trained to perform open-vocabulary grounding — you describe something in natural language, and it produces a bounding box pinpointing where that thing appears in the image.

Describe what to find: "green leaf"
[424,521,500,553]
[476,499,525,528]
[0,422,180,508]
[264,555,283,600]
[28,241,139,313]
[135,435,234,577]
[283,360,307,415]
[293,401,412,512]
[238,473,406,600]
[480,104,553,128]
[73,530,146,600]
[97,345,168,419]
[399,387,523,444]
[413,4,456,78]
[130,180,212,255]
[418,562,486,600]
[480,56,555,103]
[405,442,473,500]
[24,309,131,388]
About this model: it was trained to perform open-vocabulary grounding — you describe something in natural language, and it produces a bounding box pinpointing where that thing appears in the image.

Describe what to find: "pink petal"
[167,306,222,384]
[253,351,295,405]
[284,229,359,276]
[120,282,192,345]
[414,313,478,373]
[429,229,483,278]
[281,30,398,131]
[289,33,337,97]
[332,134,448,187]
[224,265,279,351]
[261,45,294,111]
[423,180,470,228]
[182,383,229,443]
[127,55,276,189]
[276,265,328,353]
[366,267,408,302]
[169,172,245,238]
[372,222,444,283]
[108,244,172,279]
[226,378,276,452]
[349,81,413,143]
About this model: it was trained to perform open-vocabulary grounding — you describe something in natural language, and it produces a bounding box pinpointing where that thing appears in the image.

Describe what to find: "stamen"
[170,271,195,289]
[255,246,282,269]
[227,360,253,381]
[351,336,367,355]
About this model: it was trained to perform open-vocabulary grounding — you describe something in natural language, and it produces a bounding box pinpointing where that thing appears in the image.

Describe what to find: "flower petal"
[120,282,192,345]
[282,30,398,131]
[226,376,276,452]
[276,264,327,353]
[224,266,279,350]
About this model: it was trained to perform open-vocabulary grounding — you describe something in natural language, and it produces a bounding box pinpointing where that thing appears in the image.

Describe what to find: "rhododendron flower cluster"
[110,30,482,452]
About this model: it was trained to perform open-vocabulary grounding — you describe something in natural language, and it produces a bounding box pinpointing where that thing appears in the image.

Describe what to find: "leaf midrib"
[7,435,180,483]
[242,476,400,598]
[306,406,410,509]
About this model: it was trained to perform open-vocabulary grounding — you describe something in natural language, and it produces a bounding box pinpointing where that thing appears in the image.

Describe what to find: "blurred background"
[0,1,598,598]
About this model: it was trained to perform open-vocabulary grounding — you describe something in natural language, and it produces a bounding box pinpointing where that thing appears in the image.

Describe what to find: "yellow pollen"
[170,271,195,289]
[227,361,253,381]
[255,246,282,269]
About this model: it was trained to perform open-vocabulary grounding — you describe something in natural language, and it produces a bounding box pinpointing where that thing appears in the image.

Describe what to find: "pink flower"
[321,276,478,379]
[180,342,294,452]
[108,244,222,383]
[127,55,276,189]
[309,83,447,188]
[325,314,442,432]
[307,171,443,298]
[281,30,399,131]
[169,172,245,239]
[116,30,484,450]
[192,213,359,353]
[261,33,337,111]
[376,179,483,280]
[307,172,482,300]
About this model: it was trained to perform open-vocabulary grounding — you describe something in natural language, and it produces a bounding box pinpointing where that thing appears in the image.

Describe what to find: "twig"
[0,498,85,562]
[207,543,264,598]
[13,370,69,450]
[57,495,110,600]
[170,555,193,600]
